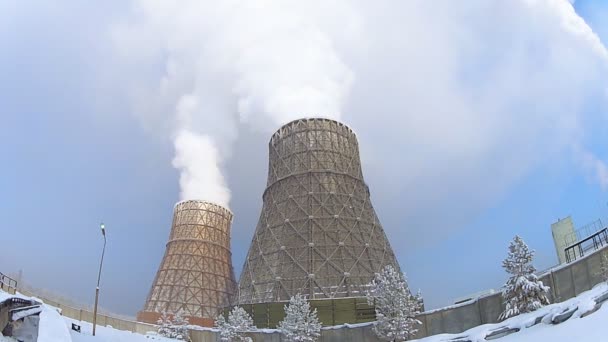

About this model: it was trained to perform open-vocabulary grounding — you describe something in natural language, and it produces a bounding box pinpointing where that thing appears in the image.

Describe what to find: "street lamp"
[93,222,106,336]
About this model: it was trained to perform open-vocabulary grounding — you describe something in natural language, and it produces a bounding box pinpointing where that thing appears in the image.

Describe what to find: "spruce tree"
[215,306,255,341]
[278,293,322,342]
[157,310,191,341]
[157,310,173,338]
[500,235,550,320]
[597,253,608,283]
[366,265,422,341]
[172,310,191,341]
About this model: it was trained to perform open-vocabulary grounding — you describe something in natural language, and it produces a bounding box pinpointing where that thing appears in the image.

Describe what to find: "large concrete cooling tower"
[138,200,237,326]
[238,118,400,304]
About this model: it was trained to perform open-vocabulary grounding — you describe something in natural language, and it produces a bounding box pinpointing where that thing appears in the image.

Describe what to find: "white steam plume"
[113,1,357,207]
[113,0,608,221]
[172,130,230,206]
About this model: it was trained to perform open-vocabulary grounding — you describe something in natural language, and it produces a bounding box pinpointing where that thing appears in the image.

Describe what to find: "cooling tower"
[238,118,400,304]
[138,200,237,326]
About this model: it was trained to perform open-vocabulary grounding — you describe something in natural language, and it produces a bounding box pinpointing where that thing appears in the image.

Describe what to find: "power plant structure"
[238,117,401,305]
[138,200,237,327]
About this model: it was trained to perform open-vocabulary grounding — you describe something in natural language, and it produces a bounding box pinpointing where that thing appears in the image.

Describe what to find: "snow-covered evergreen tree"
[156,310,191,341]
[500,235,550,320]
[215,306,255,342]
[597,253,608,284]
[172,310,191,341]
[157,310,173,338]
[278,293,321,342]
[366,265,422,341]
[215,314,233,341]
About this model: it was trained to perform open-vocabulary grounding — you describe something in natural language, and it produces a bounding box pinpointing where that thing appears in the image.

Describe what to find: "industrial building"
[552,216,607,264]
[238,118,401,307]
[138,200,237,327]
[551,216,576,264]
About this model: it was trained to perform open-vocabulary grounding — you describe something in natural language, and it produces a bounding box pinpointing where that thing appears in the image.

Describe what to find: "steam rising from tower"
[113,1,357,207]
[138,200,237,327]
[238,118,400,304]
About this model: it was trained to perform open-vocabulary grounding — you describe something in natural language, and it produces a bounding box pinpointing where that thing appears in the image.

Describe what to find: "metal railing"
[0,272,17,294]
[563,219,604,249]
[565,227,608,263]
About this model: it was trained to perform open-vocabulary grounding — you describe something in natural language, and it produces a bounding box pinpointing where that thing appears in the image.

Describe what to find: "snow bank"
[64,317,173,342]
[413,282,608,342]
[11,306,43,321]
[0,288,70,342]
[0,290,36,304]
[38,304,72,342]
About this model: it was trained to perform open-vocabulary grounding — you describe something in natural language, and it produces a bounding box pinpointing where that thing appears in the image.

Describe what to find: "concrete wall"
[238,297,376,329]
[411,246,608,339]
[204,324,382,342]
[15,245,608,341]
[16,289,157,336]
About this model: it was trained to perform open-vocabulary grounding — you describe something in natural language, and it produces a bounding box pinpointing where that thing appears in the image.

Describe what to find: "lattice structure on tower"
[138,200,237,327]
[238,118,400,304]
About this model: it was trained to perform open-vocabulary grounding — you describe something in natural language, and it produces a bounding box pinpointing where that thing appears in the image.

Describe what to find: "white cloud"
[110,0,608,237]
[111,0,358,206]
[333,0,608,243]
[578,146,608,190]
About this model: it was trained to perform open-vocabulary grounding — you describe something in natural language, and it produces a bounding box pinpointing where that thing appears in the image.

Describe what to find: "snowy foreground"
[0,289,173,342]
[3,284,608,341]
[0,306,174,342]
[0,301,71,342]
[64,318,173,342]
[414,282,608,342]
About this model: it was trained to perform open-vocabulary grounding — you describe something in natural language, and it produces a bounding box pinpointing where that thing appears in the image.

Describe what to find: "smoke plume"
[113,0,608,221]
[113,1,357,207]
[172,130,230,206]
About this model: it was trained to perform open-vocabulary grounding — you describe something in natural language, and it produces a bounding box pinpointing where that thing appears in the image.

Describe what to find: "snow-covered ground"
[64,317,173,342]
[0,289,172,342]
[0,300,70,342]
[4,284,608,341]
[415,282,608,342]
[65,283,608,342]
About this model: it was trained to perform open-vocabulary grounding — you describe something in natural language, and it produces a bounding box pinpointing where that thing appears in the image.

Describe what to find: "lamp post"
[93,222,106,336]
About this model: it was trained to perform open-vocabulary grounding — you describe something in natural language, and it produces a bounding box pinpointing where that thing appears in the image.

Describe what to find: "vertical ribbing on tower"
[238,118,400,304]
[138,200,237,327]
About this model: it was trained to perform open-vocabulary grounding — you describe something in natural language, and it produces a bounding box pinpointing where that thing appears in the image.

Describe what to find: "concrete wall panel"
[586,252,603,286]
[572,260,590,295]
[425,311,444,336]
[441,302,480,334]
[538,274,556,303]
[359,324,381,342]
[478,293,503,324]
[134,322,157,335]
[60,306,80,321]
[190,329,218,342]
[411,319,427,340]
[319,328,341,342]
[553,266,574,302]
[80,310,95,324]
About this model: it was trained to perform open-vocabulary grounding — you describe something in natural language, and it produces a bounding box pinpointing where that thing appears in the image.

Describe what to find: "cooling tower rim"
[173,199,234,216]
[270,117,357,144]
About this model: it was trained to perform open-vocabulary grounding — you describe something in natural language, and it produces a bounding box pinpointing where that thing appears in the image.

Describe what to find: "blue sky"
[1,0,607,316]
